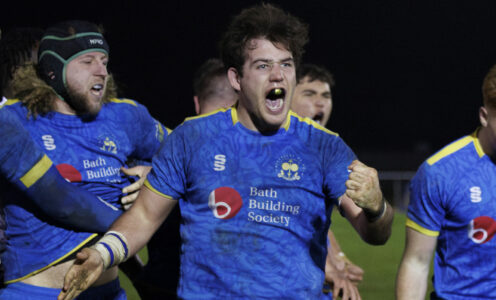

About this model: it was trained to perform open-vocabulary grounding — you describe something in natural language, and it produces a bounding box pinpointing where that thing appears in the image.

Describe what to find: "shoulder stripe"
[427,131,482,166]
[144,180,175,200]
[3,99,21,106]
[289,111,338,136]
[5,233,98,284]
[20,155,53,188]
[109,98,137,107]
[184,107,229,123]
[406,218,439,237]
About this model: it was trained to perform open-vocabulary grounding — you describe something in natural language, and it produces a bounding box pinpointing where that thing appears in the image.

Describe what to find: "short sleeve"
[406,162,446,235]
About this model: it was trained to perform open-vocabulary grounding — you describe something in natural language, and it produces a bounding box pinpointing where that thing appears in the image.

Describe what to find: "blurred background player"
[396,64,496,299]
[292,63,364,299]
[193,58,238,115]
[1,20,165,299]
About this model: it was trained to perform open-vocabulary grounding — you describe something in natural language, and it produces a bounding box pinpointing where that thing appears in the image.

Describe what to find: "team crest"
[276,155,304,181]
[99,136,118,154]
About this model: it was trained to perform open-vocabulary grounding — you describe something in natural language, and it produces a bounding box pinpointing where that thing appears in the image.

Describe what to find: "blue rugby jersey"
[1,98,166,283]
[145,107,355,299]
[407,130,496,299]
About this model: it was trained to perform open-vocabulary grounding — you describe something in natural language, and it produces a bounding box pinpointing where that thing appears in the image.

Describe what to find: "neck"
[53,97,76,115]
[478,126,495,157]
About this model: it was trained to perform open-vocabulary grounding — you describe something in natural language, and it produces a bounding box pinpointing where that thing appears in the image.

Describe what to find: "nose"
[95,61,108,77]
[315,96,326,107]
[269,64,283,82]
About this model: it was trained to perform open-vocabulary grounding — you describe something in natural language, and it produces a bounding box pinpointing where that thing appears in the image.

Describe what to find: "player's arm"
[0,111,122,232]
[58,183,177,300]
[327,229,364,284]
[396,227,436,300]
[339,160,393,245]
[22,162,122,232]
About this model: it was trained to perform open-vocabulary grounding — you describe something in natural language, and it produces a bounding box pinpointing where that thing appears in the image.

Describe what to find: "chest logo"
[470,186,482,203]
[42,135,56,150]
[276,155,304,181]
[100,137,117,154]
[468,216,496,244]
[214,154,226,171]
[208,187,243,219]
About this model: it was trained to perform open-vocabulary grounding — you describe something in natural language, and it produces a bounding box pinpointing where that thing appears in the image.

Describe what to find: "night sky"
[3,1,496,170]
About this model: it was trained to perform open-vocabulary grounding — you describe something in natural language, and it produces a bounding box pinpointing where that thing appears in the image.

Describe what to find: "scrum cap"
[38,20,109,101]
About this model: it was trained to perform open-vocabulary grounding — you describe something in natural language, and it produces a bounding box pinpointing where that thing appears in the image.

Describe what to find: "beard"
[66,85,103,117]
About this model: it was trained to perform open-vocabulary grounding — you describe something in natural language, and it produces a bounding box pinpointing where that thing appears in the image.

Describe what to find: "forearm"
[357,200,393,245]
[27,165,122,232]
[396,255,430,300]
[107,186,177,256]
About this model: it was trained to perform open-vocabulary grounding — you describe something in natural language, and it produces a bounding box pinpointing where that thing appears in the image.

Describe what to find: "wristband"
[91,231,129,269]
[365,197,387,223]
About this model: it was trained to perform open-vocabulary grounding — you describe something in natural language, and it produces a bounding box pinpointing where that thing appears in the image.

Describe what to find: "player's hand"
[345,160,383,216]
[325,253,361,300]
[336,253,364,285]
[120,165,152,210]
[58,248,104,300]
[345,261,364,285]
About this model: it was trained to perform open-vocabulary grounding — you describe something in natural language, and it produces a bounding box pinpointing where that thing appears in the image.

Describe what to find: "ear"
[480,106,489,127]
[193,96,201,115]
[227,67,241,92]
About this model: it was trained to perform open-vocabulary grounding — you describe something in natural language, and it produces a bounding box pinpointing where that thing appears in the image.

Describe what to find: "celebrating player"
[0,20,166,299]
[59,4,393,299]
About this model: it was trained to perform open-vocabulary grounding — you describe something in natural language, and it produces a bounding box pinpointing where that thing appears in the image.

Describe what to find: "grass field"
[120,211,433,299]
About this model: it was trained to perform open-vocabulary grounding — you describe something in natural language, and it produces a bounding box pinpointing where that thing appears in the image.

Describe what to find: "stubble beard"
[66,85,103,117]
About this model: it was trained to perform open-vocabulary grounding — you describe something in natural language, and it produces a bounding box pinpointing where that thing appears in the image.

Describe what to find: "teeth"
[266,98,283,111]
[92,84,103,90]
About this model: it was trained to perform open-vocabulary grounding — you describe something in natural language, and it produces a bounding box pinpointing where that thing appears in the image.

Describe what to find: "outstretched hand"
[58,248,104,300]
[345,160,383,215]
[120,165,152,210]
[325,252,361,300]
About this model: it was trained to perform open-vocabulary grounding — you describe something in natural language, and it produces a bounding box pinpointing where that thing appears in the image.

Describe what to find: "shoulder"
[178,107,232,131]
[425,132,482,169]
[0,99,28,119]
[288,110,339,137]
[413,132,481,185]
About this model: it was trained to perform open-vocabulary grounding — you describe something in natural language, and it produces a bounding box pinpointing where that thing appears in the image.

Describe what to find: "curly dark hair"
[297,64,335,88]
[220,3,309,76]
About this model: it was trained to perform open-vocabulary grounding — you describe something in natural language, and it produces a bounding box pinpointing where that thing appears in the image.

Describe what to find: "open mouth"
[313,112,324,124]
[91,84,104,96]
[265,88,286,112]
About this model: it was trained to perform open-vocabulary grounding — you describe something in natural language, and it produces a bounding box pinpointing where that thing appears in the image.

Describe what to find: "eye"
[281,62,293,68]
[257,64,269,70]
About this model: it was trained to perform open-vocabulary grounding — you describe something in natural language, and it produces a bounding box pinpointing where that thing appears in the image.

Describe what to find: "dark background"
[3,0,496,170]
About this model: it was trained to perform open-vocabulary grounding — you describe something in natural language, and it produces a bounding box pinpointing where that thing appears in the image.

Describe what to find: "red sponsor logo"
[208,187,242,219]
[56,164,82,182]
[468,216,496,244]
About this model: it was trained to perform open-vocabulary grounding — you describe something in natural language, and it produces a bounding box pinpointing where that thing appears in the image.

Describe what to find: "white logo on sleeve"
[470,186,482,203]
[214,154,226,171]
[42,135,56,150]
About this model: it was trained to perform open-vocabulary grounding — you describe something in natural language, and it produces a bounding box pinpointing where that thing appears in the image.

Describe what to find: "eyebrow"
[251,57,294,65]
